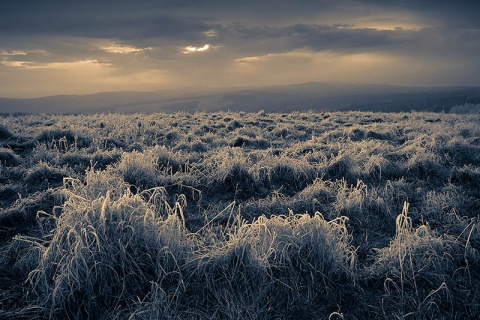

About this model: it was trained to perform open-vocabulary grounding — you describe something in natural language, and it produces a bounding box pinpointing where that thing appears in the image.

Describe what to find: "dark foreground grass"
[0,110,479,319]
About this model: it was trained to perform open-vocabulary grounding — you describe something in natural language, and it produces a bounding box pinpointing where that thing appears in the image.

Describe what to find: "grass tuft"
[0,148,23,166]
[26,170,194,319]
[0,124,14,141]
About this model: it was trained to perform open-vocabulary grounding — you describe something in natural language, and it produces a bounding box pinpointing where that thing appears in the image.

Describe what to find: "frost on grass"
[369,203,476,318]
[194,212,355,318]
[0,111,479,319]
[26,169,193,318]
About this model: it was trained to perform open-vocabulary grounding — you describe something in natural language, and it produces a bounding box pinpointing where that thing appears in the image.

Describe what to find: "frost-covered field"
[1,110,480,319]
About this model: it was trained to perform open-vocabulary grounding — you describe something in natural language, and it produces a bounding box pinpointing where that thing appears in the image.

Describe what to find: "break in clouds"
[0,0,479,97]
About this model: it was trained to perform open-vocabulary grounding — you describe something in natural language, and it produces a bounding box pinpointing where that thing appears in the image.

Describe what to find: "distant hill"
[1,82,479,114]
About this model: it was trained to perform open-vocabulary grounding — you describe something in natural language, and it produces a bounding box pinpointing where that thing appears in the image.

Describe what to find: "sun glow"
[344,13,428,31]
[235,51,312,64]
[0,58,109,69]
[0,50,28,56]
[182,44,214,54]
[101,44,151,54]
[338,23,424,31]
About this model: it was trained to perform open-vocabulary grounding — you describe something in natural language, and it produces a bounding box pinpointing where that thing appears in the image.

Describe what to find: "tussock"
[26,170,193,318]
[0,123,13,141]
[0,147,23,167]
[23,161,67,191]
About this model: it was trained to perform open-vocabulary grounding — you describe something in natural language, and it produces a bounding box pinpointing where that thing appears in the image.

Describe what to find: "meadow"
[0,108,479,319]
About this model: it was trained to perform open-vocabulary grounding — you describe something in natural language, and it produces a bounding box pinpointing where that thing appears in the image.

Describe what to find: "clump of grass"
[0,148,23,166]
[368,203,468,318]
[201,147,260,200]
[36,129,91,150]
[231,136,250,148]
[323,153,357,184]
[0,184,21,209]
[254,154,316,194]
[222,163,258,199]
[293,178,337,215]
[227,120,244,131]
[366,130,391,141]
[443,140,480,167]
[361,153,396,181]
[25,170,194,319]
[125,141,144,152]
[406,152,448,182]
[347,127,365,141]
[23,161,67,191]
[0,124,13,141]
[59,150,121,171]
[0,188,60,232]
[58,153,91,171]
[231,136,271,149]
[451,165,480,189]
[112,149,161,190]
[268,162,311,191]
[155,146,185,175]
[420,186,472,232]
[173,140,208,153]
[194,212,356,318]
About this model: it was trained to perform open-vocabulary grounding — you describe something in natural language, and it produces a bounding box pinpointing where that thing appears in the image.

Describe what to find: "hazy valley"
[2,82,480,114]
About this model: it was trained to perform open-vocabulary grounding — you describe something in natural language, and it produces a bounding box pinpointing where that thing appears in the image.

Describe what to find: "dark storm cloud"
[215,23,417,57]
[1,0,478,45]
[0,4,215,41]
[360,0,480,28]
[0,1,341,42]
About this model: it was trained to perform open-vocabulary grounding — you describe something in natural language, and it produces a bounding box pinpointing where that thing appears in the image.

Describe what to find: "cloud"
[2,0,479,38]
[0,4,216,41]
[1,58,109,70]
[1,0,477,56]
[100,44,152,54]
[203,30,218,37]
[0,50,28,56]
[359,0,480,28]
[215,23,422,59]
[182,44,221,54]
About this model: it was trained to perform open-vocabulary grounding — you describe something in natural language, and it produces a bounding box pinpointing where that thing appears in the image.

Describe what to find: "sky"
[1,0,479,98]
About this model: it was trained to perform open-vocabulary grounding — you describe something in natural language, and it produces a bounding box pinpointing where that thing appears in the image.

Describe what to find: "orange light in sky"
[183,44,213,54]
